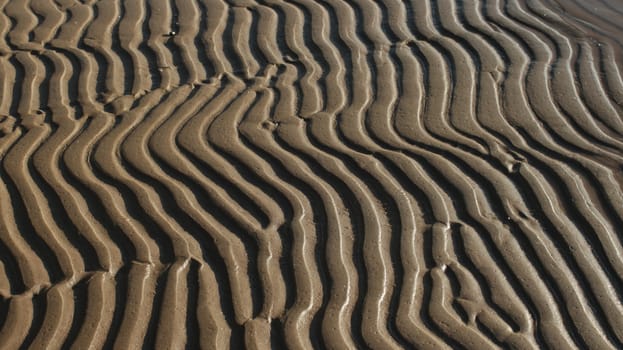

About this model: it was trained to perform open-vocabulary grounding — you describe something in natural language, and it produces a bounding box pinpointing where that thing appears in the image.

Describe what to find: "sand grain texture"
[0,0,622,348]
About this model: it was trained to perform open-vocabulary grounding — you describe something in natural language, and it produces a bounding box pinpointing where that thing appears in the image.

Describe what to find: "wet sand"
[0,0,622,348]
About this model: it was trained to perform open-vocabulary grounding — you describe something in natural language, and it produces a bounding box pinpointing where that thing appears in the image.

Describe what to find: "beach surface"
[0,0,622,348]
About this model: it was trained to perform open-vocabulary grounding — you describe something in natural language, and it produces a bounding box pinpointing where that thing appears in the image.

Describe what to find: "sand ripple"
[0,0,622,348]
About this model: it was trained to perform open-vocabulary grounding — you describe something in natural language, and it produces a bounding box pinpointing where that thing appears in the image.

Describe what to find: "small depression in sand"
[0,0,622,348]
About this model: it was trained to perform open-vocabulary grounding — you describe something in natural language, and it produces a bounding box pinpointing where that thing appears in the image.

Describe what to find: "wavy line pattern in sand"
[0,0,622,348]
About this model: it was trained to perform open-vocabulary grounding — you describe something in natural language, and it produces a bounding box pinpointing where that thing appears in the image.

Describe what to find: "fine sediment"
[0,0,622,349]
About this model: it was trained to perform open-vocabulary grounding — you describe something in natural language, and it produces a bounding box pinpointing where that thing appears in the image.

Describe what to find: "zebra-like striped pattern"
[0,0,623,348]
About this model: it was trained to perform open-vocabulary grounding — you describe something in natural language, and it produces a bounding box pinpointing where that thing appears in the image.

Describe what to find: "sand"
[0,0,622,348]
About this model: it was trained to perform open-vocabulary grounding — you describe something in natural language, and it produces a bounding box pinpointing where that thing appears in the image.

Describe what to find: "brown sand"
[0,0,622,348]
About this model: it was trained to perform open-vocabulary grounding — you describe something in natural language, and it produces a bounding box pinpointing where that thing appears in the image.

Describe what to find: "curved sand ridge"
[0,0,622,348]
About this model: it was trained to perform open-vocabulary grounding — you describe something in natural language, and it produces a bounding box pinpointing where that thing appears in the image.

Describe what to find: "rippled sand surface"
[0,0,622,348]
